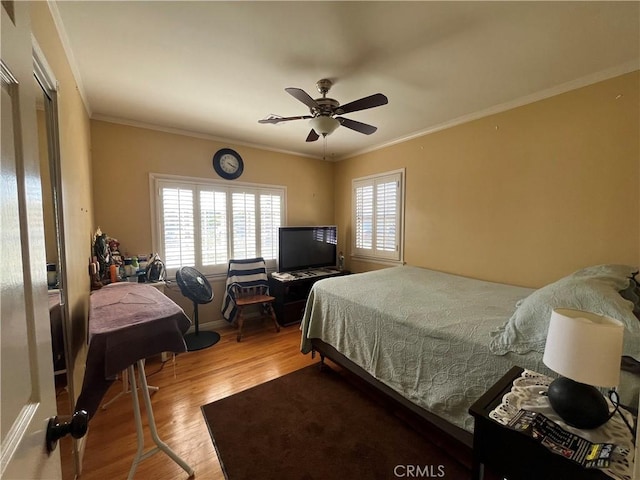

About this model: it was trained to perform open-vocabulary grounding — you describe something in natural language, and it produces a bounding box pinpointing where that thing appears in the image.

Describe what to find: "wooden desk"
[75,283,193,479]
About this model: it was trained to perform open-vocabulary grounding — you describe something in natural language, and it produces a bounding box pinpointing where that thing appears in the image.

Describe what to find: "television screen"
[278,226,337,272]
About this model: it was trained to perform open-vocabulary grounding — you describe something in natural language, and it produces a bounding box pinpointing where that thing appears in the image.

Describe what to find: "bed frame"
[311,338,474,448]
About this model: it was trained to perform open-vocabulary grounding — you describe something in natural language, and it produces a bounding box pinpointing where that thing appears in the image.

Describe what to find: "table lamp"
[543,308,624,429]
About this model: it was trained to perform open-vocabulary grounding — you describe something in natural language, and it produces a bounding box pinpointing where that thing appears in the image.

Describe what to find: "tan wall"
[90,120,334,317]
[336,72,640,288]
[30,0,94,424]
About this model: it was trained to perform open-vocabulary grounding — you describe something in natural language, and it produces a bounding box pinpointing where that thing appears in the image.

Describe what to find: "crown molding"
[91,114,322,161]
[344,61,640,161]
[47,1,91,117]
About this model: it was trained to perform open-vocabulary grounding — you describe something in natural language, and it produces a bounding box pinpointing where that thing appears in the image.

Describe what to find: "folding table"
[75,282,194,479]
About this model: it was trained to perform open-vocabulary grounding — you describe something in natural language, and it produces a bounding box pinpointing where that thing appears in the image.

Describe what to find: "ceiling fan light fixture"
[309,116,339,136]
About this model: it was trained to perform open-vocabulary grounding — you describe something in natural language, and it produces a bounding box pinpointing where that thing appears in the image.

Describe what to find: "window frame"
[149,173,286,278]
[351,168,405,264]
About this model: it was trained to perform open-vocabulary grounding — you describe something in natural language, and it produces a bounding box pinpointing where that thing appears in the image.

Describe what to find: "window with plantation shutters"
[260,193,281,260]
[231,191,257,259]
[352,169,404,262]
[354,183,373,250]
[200,189,227,266]
[152,174,285,276]
[161,186,195,268]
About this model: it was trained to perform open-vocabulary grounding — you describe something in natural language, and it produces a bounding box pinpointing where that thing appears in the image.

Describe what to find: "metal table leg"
[127,360,194,479]
[102,363,159,410]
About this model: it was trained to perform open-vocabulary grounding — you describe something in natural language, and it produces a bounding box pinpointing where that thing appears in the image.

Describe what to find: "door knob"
[46,410,89,453]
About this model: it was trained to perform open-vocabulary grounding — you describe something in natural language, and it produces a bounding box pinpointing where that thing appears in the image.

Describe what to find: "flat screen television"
[278,226,337,272]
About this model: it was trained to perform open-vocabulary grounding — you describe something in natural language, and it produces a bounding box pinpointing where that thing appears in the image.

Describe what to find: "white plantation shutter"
[354,183,374,250]
[231,191,257,259]
[376,180,398,254]
[153,175,285,275]
[260,193,281,260]
[161,186,195,268]
[352,170,404,262]
[200,189,227,266]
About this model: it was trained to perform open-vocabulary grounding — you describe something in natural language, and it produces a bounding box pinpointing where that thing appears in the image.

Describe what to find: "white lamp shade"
[543,308,624,388]
[309,116,339,136]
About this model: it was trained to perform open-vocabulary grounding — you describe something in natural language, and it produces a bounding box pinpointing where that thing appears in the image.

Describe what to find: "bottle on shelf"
[109,264,118,283]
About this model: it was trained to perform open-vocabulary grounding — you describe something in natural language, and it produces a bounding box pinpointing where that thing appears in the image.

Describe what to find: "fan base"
[184,331,220,351]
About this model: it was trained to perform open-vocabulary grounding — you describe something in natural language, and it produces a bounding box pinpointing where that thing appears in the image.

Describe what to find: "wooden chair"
[224,258,280,342]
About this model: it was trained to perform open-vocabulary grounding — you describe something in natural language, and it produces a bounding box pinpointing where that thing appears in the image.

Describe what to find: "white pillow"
[489,264,640,357]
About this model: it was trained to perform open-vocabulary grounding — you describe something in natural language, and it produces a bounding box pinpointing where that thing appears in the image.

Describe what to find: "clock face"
[219,153,239,173]
[213,148,244,179]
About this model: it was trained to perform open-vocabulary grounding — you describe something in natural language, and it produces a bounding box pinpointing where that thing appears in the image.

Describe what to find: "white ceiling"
[52,1,639,160]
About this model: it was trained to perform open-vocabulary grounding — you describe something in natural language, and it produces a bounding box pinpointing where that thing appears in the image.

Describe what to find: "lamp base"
[547,377,610,429]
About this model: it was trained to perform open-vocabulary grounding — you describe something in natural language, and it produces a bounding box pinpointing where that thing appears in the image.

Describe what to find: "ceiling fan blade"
[306,129,320,142]
[258,114,312,124]
[337,117,378,135]
[337,93,388,115]
[285,87,320,110]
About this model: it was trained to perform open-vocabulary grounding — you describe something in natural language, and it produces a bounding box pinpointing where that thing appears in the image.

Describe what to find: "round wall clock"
[212,148,244,180]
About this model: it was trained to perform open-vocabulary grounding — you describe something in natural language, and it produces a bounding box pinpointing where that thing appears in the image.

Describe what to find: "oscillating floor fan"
[176,267,220,351]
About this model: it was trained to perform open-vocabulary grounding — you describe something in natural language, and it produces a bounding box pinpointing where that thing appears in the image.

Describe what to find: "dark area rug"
[201,363,473,480]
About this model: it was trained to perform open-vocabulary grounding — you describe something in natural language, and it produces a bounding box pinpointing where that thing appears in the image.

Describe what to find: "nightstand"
[469,366,633,480]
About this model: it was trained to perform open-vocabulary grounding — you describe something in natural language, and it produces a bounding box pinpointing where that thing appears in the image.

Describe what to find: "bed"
[300,264,640,447]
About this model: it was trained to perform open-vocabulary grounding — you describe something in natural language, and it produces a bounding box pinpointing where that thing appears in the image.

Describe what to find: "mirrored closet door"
[34,47,78,480]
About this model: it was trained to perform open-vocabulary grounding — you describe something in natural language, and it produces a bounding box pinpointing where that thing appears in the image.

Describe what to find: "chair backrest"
[221,258,269,321]
[230,283,266,300]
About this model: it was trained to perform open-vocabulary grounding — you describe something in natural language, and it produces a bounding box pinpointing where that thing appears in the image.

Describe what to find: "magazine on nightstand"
[508,409,614,469]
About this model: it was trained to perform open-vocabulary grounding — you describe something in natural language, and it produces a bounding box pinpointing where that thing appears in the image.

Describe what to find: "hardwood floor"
[76,322,315,480]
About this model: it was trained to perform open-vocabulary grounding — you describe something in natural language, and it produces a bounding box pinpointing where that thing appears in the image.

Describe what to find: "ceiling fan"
[259,79,388,142]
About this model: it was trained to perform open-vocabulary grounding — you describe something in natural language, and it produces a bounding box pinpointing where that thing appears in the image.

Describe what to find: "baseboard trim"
[160,319,231,361]
[188,318,230,333]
